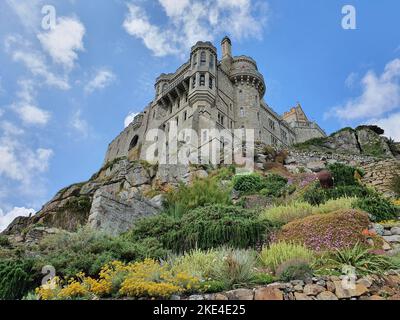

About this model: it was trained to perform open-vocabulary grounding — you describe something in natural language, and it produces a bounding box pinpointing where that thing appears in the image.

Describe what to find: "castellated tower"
[103,37,326,166]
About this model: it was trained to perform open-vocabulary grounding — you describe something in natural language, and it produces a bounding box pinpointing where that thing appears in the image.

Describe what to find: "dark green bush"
[354,195,399,222]
[303,182,370,206]
[128,205,271,253]
[327,163,358,186]
[233,173,266,194]
[259,174,288,197]
[0,259,38,300]
[175,205,269,252]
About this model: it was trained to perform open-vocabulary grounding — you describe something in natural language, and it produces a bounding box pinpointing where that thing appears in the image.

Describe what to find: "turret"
[221,36,232,59]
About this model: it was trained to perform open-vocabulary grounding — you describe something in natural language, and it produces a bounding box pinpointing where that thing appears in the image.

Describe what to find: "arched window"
[240,107,245,117]
[200,51,206,66]
[129,135,139,150]
[209,54,214,69]
[162,83,167,92]
[200,74,205,86]
[192,76,196,88]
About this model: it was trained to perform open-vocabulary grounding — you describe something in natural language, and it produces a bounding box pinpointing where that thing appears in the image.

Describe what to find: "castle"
[104,37,326,165]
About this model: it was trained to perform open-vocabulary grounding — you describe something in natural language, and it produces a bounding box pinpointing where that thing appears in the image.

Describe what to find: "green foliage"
[63,196,91,213]
[330,127,355,137]
[233,173,265,194]
[129,204,270,253]
[0,259,37,300]
[259,242,315,273]
[250,273,276,286]
[213,249,258,289]
[293,137,327,150]
[391,175,400,196]
[314,244,395,276]
[261,202,314,225]
[261,197,357,226]
[164,177,232,218]
[0,235,10,247]
[259,174,288,197]
[37,227,169,278]
[303,182,369,206]
[277,260,314,282]
[327,163,358,186]
[354,194,399,222]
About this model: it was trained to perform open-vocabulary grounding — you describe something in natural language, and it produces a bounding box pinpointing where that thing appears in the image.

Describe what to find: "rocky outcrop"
[296,126,397,158]
[88,190,162,236]
[2,159,171,240]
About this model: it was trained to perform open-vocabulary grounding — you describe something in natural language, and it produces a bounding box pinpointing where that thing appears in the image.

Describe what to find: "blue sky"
[0,0,400,230]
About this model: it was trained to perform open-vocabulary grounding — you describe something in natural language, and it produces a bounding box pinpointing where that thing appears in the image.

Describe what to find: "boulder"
[317,291,338,300]
[383,235,400,243]
[294,292,313,300]
[225,289,254,300]
[334,281,369,299]
[303,284,325,296]
[391,227,400,235]
[254,287,283,300]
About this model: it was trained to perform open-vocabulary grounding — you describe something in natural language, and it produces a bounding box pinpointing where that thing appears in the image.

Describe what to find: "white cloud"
[37,17,85,69]
[11,79,51,126]
[6,0,43,31]
[124,112,138,128]
[0,207,35,232]
[369,112,400,141]
[70,110,89,138]
[5,35,70,90]
[123,0,268,57]
[327,59,400,121]
[85,68,116,94]
[15,104,50,126]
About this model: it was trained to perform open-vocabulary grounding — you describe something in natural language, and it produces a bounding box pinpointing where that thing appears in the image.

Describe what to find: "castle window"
[281,129,288,142]
[169,105,173,114]
[184,111,187,121]
[129,135,139,150]
[240,107,245,117]
[231,120,233,128]
[177,98,180,109]
[229,104,232,111]
[200,74,205,86]
[192,76,196,89]
[255,95,259,105]
[176,116,179,126]
[153,110,156,119]
[193,53,197,67]
[217,113,224,125]
[200,51,206,66]
[257,112,260,121]
[209,76,213,89]
[209,54,214,69]
[268,119,275,131]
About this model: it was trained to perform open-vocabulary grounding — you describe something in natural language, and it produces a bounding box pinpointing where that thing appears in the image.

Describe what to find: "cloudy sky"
[0,0,399,231]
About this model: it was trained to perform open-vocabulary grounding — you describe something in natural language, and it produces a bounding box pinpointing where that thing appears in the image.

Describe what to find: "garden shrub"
[0,259,38,300]
[128,205,270,253]
[38,227,167,278]
[276,259,314,282]
[275,210,370,251]
[259,174,288,197]
[303,182,369,206]
[36,259,200,300]
[354,194,399,222]
[260,202,314,225]
[233,173,266,194]
[327,163,358,186]
[212,248,258,289]
[314,244,396,276]
[173,205,269,252]
[259,242,315,273]
[164,177,231,218]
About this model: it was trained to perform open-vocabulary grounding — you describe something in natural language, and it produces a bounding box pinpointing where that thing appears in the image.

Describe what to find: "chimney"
[221,36,232,59]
